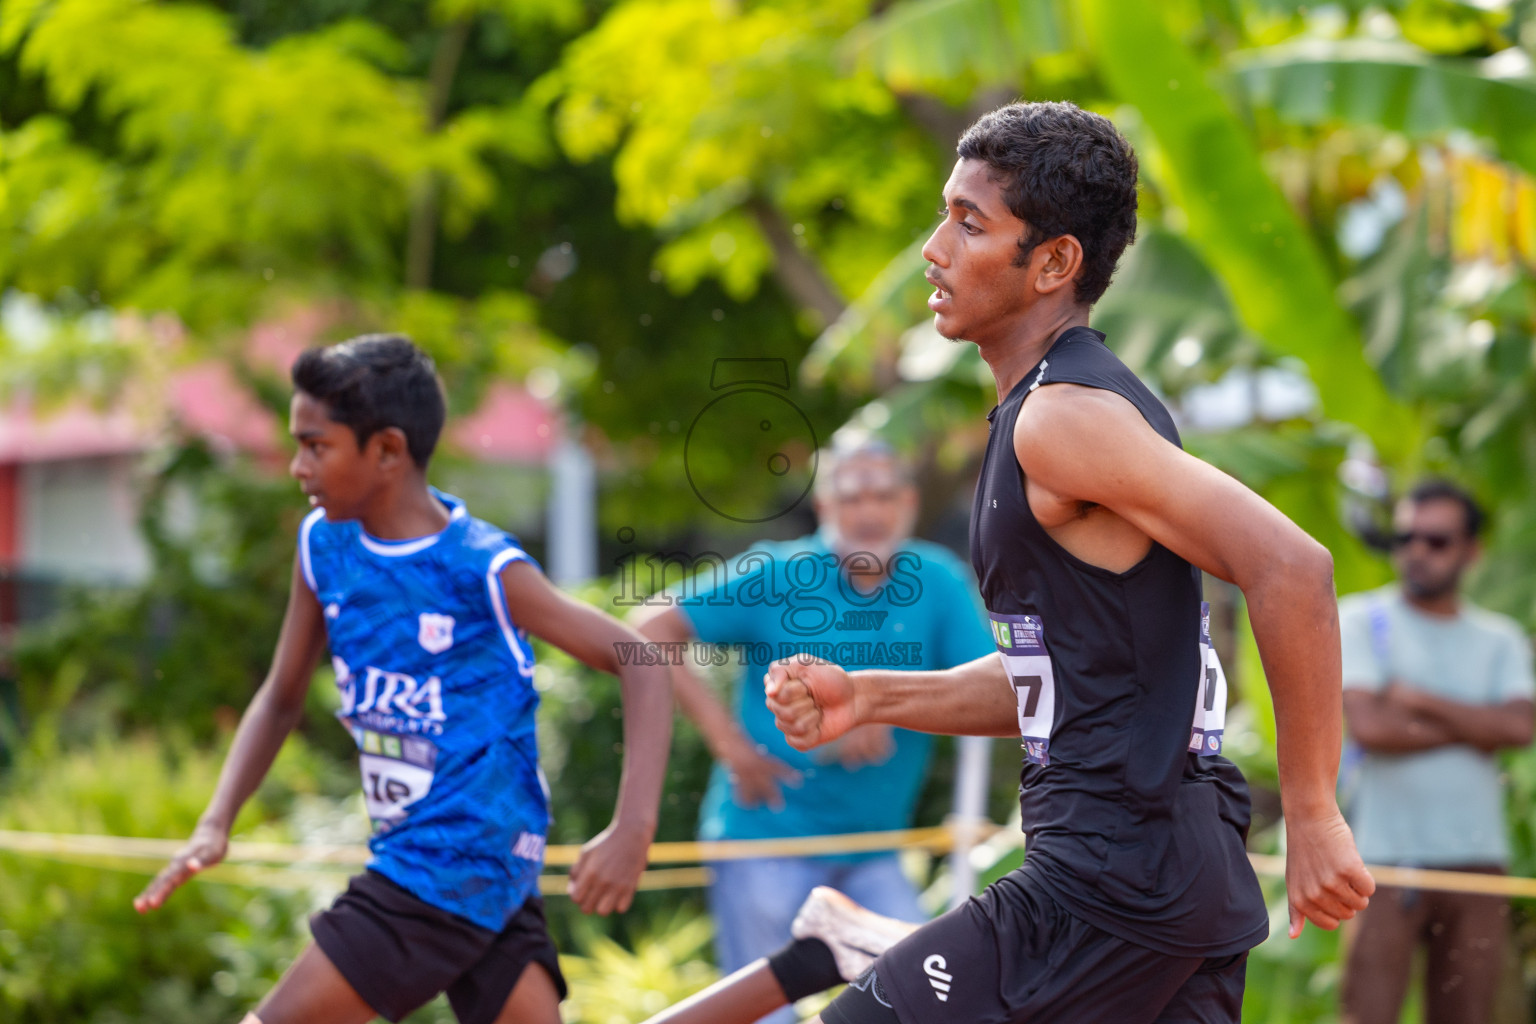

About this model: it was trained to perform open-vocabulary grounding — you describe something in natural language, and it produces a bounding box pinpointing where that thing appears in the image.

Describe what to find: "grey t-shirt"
[1340,585,1534,866]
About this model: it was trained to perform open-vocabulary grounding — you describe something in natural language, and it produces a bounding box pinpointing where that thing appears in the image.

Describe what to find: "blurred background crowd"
[4,0,1536,1021]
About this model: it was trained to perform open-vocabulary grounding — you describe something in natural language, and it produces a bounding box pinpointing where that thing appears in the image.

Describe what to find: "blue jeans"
[707,854,926,1024]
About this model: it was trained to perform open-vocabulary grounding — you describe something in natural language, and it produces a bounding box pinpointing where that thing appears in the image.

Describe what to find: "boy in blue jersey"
[134,335,672,1024]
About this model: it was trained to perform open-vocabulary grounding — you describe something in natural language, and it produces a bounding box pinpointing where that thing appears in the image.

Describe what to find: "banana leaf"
[1232,40,1536,178]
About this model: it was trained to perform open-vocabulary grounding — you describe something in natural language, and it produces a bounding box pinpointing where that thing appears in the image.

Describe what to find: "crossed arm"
[1345,687,1534,754]
[768,383,1374,936]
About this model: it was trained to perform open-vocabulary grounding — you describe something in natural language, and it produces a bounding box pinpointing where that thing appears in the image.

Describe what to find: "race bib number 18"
[352,726,438,829]
[990,613,1056,766]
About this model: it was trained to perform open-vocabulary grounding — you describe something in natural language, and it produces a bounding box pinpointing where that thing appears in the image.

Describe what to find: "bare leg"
[643,959,792,1024]
[250,942,378,1024]
[641,887,920,1024]
[488,962,563,1024]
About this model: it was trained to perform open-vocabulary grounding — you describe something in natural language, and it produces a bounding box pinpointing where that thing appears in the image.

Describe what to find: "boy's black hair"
[291,334,446,468]
[956,101,1139,305]
[1405,478,1485,538]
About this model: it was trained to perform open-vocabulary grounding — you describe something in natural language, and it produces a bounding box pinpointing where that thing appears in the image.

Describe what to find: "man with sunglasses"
[1339,479,1535,1024]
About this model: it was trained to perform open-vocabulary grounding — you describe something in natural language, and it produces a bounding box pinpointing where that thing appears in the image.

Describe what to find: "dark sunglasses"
[1390,530,1460,552]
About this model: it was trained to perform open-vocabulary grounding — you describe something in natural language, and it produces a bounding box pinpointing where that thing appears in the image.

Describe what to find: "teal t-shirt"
[677,535,995,850]
[1340,585,1535,866]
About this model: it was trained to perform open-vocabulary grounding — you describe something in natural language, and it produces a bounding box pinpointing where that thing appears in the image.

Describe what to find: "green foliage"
[8,444,331,745]
[1340,205,1536,622]
[1085,0,1416,459]
[846,0,1071,97]
[1234,41,1536,178]
[560,907,718,1024]
[0,732,334,1024]
[0,0,559,329]
[547,0,942,303]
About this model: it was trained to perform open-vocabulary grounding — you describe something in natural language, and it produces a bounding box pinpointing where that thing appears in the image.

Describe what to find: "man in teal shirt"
[636,439,993,1024]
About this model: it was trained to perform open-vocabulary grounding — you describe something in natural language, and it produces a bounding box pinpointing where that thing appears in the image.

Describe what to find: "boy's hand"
[568,820,651,916]
[765,657,859,751]
[134,820,230,913]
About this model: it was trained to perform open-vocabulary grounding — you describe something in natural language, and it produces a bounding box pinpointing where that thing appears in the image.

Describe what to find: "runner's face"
[289,391,381,521]
[921,158,1035,343]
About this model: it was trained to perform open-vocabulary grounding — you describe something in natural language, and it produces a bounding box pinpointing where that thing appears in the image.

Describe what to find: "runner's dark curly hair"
[292,334,446,468]
[957,102,1139,305]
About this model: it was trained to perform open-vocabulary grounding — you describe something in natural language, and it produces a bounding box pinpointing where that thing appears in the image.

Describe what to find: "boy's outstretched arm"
[500,561,672,917]
[135,554,327,912]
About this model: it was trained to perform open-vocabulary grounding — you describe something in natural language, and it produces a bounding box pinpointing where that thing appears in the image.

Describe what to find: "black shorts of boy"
[822,869,1246,1024]
[310,870,568,1024]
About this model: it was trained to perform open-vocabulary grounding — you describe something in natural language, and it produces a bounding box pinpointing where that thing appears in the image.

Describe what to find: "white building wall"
[20,455,151,584]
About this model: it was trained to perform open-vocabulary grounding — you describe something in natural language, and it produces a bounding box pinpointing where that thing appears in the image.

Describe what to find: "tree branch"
[898,86,1017,153]
[746,197,846,328]
[406,18,473,291]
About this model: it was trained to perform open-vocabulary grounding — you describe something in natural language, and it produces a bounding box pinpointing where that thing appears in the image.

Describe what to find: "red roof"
[1,304,558,466]
[446,382,560,463]
[0,398,148,463]
[0,368,557,466]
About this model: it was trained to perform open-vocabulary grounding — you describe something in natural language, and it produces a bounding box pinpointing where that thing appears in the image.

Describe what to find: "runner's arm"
[1016,384,1374,936]
[767,653,1019,749]
[135,553,327,911]
[500,560,672,915]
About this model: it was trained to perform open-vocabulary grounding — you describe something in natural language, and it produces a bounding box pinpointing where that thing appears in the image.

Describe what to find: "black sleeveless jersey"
[970,326,1269,957]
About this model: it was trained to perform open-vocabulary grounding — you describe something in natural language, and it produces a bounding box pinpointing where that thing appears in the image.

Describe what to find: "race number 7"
[1012,674,1043,717]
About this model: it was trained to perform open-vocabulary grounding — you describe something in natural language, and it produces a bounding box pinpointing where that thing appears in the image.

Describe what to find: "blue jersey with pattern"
[299,490,548,930]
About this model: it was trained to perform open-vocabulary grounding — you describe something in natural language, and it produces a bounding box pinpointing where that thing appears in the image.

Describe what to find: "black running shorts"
[823,869,1247,1024]
[310,870,567,1024]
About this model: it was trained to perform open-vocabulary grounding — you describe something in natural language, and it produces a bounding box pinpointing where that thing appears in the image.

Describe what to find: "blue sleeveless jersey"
[299,490,549,930]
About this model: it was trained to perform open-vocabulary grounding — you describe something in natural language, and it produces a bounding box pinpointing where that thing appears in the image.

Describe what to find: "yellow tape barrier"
[1245,854,1536,900]
[0,826,961,897]
[6,826,1536,900]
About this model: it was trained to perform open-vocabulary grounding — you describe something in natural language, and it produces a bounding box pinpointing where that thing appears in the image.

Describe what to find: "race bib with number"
[1189,602,1228,755]
[990,613,1057,766]
[354,727,438,828]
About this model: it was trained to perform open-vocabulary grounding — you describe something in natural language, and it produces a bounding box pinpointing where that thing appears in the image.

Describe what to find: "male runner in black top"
[767,102,1374,1023]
